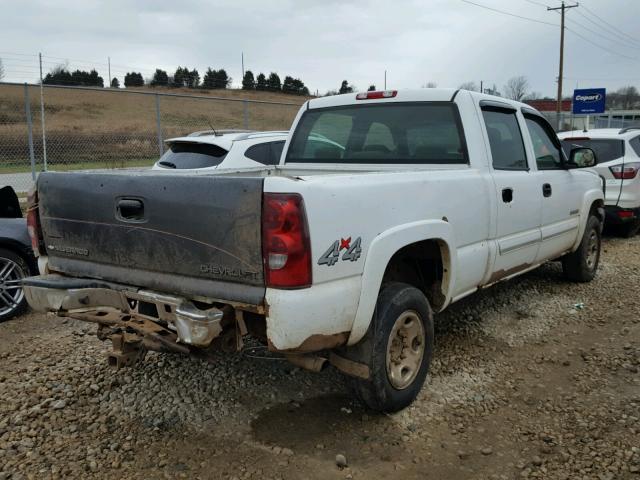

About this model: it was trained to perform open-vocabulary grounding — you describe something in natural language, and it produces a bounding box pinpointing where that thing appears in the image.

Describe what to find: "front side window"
[286,103,467,164]
[157,142,228,169]
[482,108,528,170]
[525,115,563,170]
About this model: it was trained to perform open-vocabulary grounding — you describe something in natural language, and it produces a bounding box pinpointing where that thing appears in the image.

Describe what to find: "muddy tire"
[562,215,601,282]
[0,247,29,322]
[348,282,434,413]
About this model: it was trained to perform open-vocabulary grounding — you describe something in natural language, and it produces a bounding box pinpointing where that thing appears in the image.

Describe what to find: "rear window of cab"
[286,103,468,165]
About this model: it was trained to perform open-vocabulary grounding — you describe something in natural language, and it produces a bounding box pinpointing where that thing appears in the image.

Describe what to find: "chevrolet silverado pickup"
[23,89,604,412]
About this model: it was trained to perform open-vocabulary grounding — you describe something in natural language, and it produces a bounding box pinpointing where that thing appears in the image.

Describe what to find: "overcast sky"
[1,0,639,97]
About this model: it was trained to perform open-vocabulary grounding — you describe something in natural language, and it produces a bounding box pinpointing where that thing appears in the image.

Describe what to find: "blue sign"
[573,88,606,114]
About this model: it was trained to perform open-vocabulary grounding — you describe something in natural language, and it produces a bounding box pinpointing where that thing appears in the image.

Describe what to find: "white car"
[559,127,640,236]
[152,130,288,172]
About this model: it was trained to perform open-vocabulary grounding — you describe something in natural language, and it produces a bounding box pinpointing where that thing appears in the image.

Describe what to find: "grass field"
[0,84,306,171]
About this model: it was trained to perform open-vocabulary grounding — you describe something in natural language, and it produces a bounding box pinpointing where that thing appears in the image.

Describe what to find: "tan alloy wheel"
[586,229,599,270]
[385,310,425,390]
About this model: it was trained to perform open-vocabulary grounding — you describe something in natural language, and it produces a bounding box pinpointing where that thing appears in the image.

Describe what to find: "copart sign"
[572,88,606,114]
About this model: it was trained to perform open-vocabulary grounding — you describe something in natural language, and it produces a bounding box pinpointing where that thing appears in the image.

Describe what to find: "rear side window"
[561,139,624,163]
[524,115,563,170]
[245,140,285,165]
[482,108,528,171]
[630,136,640,156]
[157,142,227,169]
[286,103,467,164]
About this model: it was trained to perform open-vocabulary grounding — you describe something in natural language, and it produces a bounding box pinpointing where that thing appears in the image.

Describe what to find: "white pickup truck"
[24,89,604,412]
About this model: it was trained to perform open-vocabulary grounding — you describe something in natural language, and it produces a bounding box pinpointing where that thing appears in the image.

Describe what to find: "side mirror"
[568,147,597,168]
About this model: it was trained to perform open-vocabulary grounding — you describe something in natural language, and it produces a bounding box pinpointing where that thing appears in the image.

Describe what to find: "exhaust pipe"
[285,354,328,372]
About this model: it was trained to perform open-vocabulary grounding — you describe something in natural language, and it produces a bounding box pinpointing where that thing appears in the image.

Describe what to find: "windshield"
[561,139,624,163]
[286,103,467,164]
[157,142,228,169]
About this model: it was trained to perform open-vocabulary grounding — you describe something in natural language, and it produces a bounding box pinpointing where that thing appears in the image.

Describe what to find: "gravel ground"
[0,235,639,480]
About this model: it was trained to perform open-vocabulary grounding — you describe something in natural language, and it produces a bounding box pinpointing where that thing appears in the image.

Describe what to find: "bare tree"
[458,81,478,91]
[422,81,438,88]
[504,76,529,101]
[616,85,639,110]
[524,91,542,101]
[0,58,4,81]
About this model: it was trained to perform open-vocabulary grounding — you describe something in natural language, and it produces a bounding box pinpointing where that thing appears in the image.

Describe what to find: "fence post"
[24,84,37,182]
[155,94,164,156]
[243,100,249,129]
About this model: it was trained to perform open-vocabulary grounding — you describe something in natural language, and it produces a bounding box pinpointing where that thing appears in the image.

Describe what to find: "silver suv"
[560,127,640,236]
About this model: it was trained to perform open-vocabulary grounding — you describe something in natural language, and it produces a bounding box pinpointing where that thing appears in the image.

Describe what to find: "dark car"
[0,186,37,321]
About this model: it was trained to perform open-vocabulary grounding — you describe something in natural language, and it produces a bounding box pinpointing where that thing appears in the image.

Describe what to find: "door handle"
[502,188,513,203]
[542,183,552,197]
[116,198,145,221]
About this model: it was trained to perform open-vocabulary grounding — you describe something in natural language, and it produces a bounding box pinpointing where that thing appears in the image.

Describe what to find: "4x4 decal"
[318,237,362,266]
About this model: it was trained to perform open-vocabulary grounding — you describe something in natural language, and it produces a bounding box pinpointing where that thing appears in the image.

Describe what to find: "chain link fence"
[3,83,640,194]
[0,83,303,193]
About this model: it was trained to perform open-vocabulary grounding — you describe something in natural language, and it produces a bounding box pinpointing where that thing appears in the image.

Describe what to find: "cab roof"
[307,88,537,113]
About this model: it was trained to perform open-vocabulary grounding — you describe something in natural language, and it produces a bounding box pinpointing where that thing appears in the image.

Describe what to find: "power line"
[564,15,640,51]
[459,0,558,27]
[522,0,550,8]
[573,9,640,48]
[580,2,640,44]
[565,25,640,62]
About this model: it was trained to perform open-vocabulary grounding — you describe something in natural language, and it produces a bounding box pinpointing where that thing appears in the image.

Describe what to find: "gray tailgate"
[37,171,265,305]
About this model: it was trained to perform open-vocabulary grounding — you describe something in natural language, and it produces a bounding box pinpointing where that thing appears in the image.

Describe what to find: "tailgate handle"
[117,198,145,222]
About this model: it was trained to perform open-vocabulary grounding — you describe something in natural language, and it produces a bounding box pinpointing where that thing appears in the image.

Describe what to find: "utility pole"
[241,52,244,80]
[108,56,111,86]
[384,70,387,90]
[548,1,578,129]
[480,80,483,94]
[38,52,47,171]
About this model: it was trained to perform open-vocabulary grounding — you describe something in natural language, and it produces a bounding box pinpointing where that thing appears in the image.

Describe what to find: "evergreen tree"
[242,70,255,90]
[150,69,169,87]
[110,77,120,88]
[339,80,353,94]
[124,72,144,87]
[267,72,281,92]
[256,73,267,91]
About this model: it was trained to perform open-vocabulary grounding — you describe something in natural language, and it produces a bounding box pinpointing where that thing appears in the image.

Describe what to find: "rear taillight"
[262,193,311,289]
[26,189,44,256]
[356,90,397,100]
[610,162,640,180]
[618,210,635,219]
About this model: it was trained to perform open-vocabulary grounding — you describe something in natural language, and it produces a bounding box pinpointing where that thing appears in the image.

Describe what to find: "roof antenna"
[206,118,218,136]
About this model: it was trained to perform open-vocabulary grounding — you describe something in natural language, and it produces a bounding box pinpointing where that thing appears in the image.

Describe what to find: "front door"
[523,113,582,262]
[481,105,542,281]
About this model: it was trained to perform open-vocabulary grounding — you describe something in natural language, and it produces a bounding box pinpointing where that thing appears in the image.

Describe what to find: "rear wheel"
[349,282,434,413]
[0,248,29,321]
[562,215,601,282]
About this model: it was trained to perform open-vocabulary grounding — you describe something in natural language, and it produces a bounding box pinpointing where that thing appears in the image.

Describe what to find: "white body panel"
[261,89,604,350]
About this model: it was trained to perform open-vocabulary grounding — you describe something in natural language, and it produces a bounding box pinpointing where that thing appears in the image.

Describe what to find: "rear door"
[523,113,582,261]
[481,104,542,280]
[37,171,265,305]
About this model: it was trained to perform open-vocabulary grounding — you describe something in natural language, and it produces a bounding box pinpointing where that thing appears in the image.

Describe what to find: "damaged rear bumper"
[23,274,226,348]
